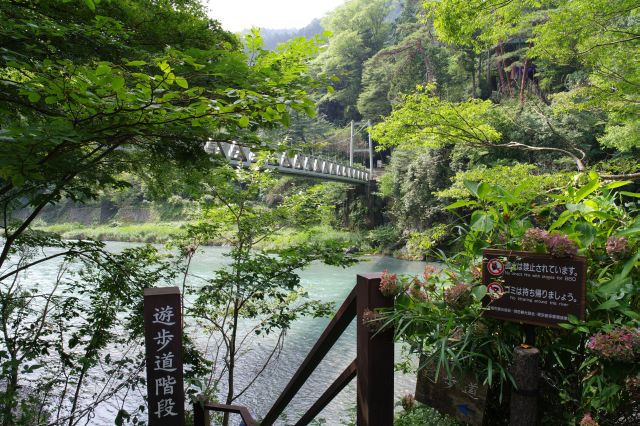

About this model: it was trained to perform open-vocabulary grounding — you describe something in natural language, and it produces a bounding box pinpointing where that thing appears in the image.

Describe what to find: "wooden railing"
[193,273,394,426]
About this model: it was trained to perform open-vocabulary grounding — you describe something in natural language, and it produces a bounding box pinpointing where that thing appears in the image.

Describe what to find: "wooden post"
[510,346,540,426]
[144,287,185,426]
[356,273,394,426]
[193,396,210,426]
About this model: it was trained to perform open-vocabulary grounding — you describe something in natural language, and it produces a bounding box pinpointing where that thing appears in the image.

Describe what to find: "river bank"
[34,222,369,251]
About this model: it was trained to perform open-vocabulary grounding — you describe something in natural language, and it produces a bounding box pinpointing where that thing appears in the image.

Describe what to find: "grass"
[36,222,188,244]
[34,222,367,249]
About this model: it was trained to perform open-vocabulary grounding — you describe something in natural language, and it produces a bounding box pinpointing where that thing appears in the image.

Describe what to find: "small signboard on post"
[482,249,586,327]
[144,287,185,426]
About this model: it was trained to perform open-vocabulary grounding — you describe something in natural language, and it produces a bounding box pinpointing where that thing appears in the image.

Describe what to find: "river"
[10,241,433,425]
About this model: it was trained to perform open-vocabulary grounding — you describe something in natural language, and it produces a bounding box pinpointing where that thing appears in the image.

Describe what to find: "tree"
[0,1,328,423]
[174,166,355,426]
[424,0,640,151]
[314,0,393,123]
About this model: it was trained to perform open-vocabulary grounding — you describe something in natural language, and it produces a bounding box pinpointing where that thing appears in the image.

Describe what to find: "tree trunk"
[223,300,240,426]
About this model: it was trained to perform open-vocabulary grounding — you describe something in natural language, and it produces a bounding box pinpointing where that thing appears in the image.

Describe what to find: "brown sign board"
[144,287,185,426]
[415,363,487,425]
[482,249,586,327]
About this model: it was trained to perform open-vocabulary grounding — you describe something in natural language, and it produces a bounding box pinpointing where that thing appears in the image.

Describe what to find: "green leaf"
[605,181,632,189]
[472,285,487,300]
[594,299,619,311]
[44,96,58,104]
[96,63,111,75]
[616,227,640,237]
[477,182,491,200]
[27,92,41,103]
[126,60,146,67]
[574,223,596,248]
[275,104,286,113]
[470,211,494,233]
[464,180,480,198]
[549,210,572,230]
[84,0,96,12]
[445,199,477,210]
[620,191,640,198]
[238,116,250,128]
[574,178,600,202]
[175,77,188,88]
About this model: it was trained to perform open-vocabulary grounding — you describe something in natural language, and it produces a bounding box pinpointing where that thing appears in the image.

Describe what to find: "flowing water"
[9,241,433,425]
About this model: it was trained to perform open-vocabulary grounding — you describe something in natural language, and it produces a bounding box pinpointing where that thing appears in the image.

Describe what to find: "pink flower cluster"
[521,227,550,251]
[444,283,473,310]
[545,234,579,258]
[379,269,399,297]
[408,278,428,301]
[606,236,631,261]
[586,327,640,362]
[579,413,599,426]
[521,228,578,258]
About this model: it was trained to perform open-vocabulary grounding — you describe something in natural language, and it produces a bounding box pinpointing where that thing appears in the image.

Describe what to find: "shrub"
[385,173,640,425]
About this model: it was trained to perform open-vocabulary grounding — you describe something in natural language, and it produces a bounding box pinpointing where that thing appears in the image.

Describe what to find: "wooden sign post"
[481,249,586,426]
[144,287,185,426]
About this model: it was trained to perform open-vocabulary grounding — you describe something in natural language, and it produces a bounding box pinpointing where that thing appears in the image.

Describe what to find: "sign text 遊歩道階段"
[144,287,185,425]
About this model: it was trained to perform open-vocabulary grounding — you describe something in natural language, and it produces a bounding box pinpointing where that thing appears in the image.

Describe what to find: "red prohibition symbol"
[487,258,505,276]
[487,282,504,294]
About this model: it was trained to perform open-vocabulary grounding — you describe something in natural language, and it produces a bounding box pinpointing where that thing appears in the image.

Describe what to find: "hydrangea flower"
[606,236,631,261]
[379,269,399,297]
[580,413,599,426]
[444,283,473,310]
[400,394,415,411]
[545,233,578,258]
[586,327,640,362]
[521,227,550,251]
[408,283,428,301]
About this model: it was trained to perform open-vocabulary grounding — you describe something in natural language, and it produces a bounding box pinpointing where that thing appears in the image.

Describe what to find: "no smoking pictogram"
[487,258,504,276]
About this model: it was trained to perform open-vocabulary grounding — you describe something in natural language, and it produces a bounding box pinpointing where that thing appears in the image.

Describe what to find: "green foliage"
[387,174,639,423]
[435,164,573,202]
[174,166,357,419]
[371,85,500,150]
[394,404,460,426]
[406,224,448,259]
[315,0,394,122]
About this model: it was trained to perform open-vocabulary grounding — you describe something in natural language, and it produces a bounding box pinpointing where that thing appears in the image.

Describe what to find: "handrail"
[193,273,393,426]
[294,359,357,426]
[193,401,257,426]
[260,286,357,425]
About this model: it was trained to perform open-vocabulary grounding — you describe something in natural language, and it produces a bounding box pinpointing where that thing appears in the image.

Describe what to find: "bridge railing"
[204,141,370,184]
[193,273,394,426]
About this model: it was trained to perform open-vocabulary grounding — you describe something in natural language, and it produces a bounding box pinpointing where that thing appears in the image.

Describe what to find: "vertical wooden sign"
[144,287,185,426]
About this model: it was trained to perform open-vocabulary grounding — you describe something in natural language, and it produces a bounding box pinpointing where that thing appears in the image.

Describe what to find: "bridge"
[204,120,377,185]
[204,141,371,184]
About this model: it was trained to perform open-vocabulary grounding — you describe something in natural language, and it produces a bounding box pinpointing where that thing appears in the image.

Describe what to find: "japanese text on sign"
[482,249,586,328]
[144,288,185,426]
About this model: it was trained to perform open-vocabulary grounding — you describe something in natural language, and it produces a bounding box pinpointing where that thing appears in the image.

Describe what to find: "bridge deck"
[204,141,370,184]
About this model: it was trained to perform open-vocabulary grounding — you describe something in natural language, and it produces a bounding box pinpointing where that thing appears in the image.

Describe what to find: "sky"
[204,0,347,32]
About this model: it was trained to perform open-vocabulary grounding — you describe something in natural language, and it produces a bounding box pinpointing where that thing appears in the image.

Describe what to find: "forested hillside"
[302,0,639,257]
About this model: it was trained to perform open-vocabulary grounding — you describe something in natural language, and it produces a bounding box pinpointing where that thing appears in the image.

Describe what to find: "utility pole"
[349,120,354,166]
[367,120,373,177]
